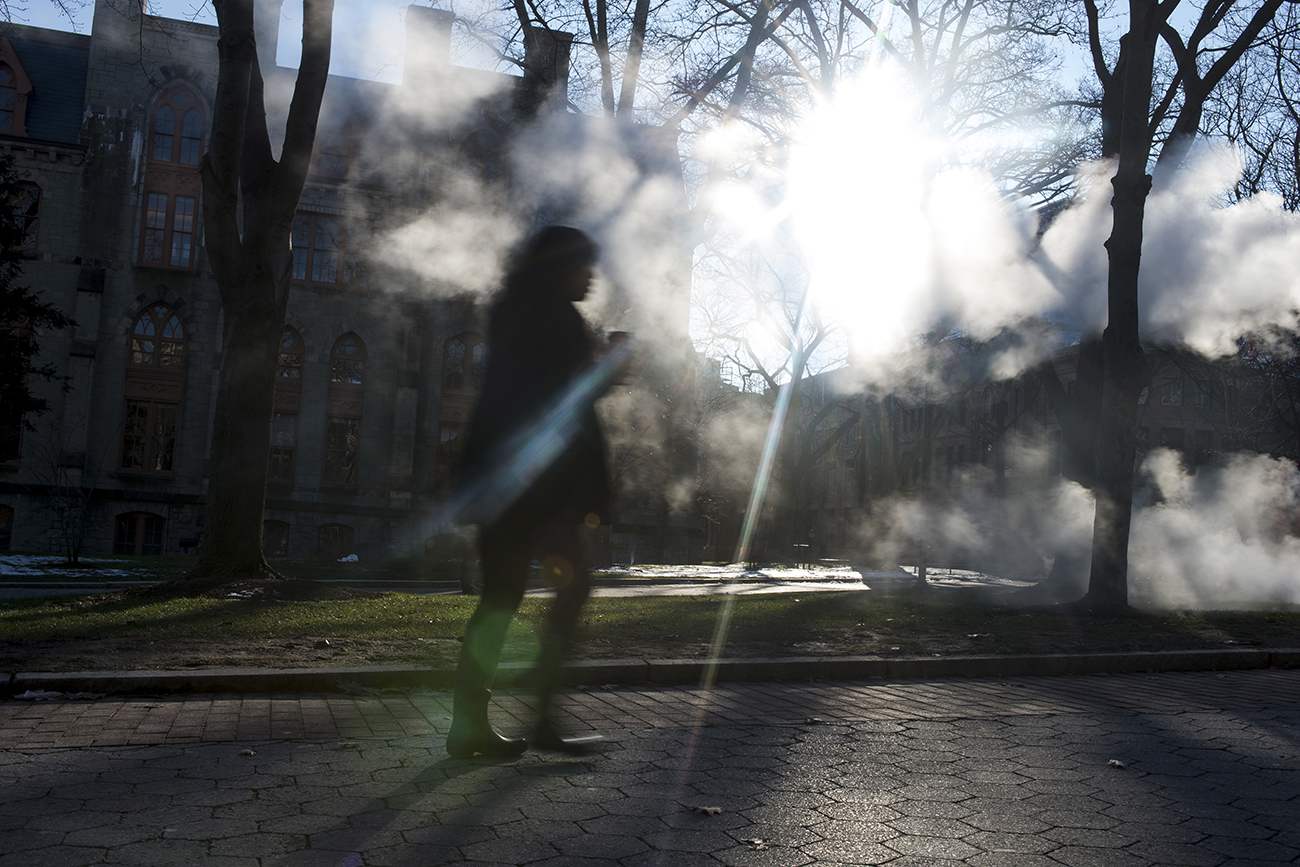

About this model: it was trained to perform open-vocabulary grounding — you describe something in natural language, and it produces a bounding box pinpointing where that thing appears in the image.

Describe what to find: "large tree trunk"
[155,0,332,592]
[198,284,285,575]
[1085,1,1158,613]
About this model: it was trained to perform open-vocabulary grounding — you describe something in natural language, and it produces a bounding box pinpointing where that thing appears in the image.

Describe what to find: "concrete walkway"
[3,668,1299,865]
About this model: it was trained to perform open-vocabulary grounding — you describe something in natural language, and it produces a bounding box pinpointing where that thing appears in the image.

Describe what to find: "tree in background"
[0,153,73,462]
[1080,0,1288,612]
[160,0,334,591]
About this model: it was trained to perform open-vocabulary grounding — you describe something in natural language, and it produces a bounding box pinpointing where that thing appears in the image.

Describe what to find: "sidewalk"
[3,669,1299,865]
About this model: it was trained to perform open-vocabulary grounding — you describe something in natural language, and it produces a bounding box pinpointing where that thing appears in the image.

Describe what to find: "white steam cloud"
[850,447,1300,607]
[1130,450,1300,607]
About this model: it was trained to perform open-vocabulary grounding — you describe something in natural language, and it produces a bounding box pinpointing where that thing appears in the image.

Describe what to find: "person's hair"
[502,226,598,300]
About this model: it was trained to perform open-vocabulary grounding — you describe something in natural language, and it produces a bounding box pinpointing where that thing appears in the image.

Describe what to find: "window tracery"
[140,86,204,269]
[324,333,366,486]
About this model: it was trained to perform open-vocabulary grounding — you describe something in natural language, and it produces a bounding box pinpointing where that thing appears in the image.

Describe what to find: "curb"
[6,648,1299,697]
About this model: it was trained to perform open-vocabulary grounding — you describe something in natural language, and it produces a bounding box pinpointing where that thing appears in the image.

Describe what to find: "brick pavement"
[2,669,1298,865]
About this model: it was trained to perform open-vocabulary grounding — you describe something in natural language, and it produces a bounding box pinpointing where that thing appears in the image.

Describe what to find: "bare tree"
[22,416,117,565]
[1080,0,1287,612]
[158,0,333,591]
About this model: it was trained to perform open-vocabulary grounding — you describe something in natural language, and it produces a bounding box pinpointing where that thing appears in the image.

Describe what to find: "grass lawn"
[0,553,461,584]
[2,571,1298,672]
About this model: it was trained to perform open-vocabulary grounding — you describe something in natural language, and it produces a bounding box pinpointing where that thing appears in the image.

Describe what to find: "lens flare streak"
[407,342,634,547]
[656,287,810,856]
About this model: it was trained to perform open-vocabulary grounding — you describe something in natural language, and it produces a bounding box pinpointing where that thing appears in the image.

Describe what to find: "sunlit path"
[3,669,1298,865]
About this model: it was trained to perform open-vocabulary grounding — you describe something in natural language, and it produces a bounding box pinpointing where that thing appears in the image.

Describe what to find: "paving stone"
[883,834,981,859]
[1125,840,1229,866]
[961,830,1058,854]
[0,847,109,867]
[2,670,1299,866]
[966,856,1064,867]
[711,843,814,867]
[553,832,651,859]
[1198,836,1300,861]
[642,827,736,853]
[101,838,211,864]
[461,836,560,863]
[0,829,64,854]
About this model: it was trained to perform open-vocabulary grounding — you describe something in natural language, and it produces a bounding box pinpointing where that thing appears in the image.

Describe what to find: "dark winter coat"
[458,289,611,528]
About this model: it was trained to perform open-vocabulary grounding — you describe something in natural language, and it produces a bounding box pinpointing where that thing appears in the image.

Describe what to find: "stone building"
[0,0,699,561]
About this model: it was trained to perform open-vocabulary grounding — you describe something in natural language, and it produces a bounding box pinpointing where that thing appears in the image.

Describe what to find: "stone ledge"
[5,648,1296,697]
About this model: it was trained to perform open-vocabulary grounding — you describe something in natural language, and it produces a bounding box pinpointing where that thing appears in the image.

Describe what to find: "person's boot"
[529,634,604,755]
[445,687,527,759]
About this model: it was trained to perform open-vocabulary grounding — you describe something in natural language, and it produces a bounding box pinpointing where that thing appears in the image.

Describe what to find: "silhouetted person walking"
[446,226,617,758]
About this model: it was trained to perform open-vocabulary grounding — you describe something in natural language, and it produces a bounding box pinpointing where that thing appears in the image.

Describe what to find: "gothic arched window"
[140,85,204,269]
[437,332,488,491]
[121,303,185,474]
[149,86,205,166]
[0,39,34,137]
[324,333,365,486]
[270,327,305,483]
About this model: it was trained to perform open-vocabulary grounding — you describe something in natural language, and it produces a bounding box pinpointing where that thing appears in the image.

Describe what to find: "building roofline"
[0,20,92,49]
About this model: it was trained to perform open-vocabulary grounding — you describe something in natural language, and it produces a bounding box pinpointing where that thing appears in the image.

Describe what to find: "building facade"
[0,0,700,562]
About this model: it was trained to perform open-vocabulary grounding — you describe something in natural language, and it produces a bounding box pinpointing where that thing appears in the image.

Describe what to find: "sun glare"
[788,64,939,358]
[786,64,1058,366]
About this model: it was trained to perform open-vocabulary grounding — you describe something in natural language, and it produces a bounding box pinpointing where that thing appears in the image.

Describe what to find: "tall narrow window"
[437,332,488,491]
[179,109,203,165]
[291,212,371,287]
[149,87,204,166]
[121,303,185,474]
[1160,378,1183,406]
[142,193,167,262]
[271,326,304,484]
[140,191,198,268]
[0,42,34,137]
[324,333,365,486]
[442,334,487,394]
[170,195,196,266]
[152,106,174,160]
[436,425,462,490]
[141,85,204,269]
[269,411,299,483]
[0,67,15,133]
[0,504,11,550]
[443,339,465,390]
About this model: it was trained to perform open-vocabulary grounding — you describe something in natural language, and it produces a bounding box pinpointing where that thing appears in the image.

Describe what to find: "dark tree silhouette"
[159,0,334,592]
[1081,0,1287,612]
[0,154,73,459]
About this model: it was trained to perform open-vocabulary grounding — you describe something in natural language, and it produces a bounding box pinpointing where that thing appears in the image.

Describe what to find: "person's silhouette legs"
[446,522,529,758]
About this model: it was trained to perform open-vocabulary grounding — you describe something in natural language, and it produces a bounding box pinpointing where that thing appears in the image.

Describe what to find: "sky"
[11,0,423,82]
